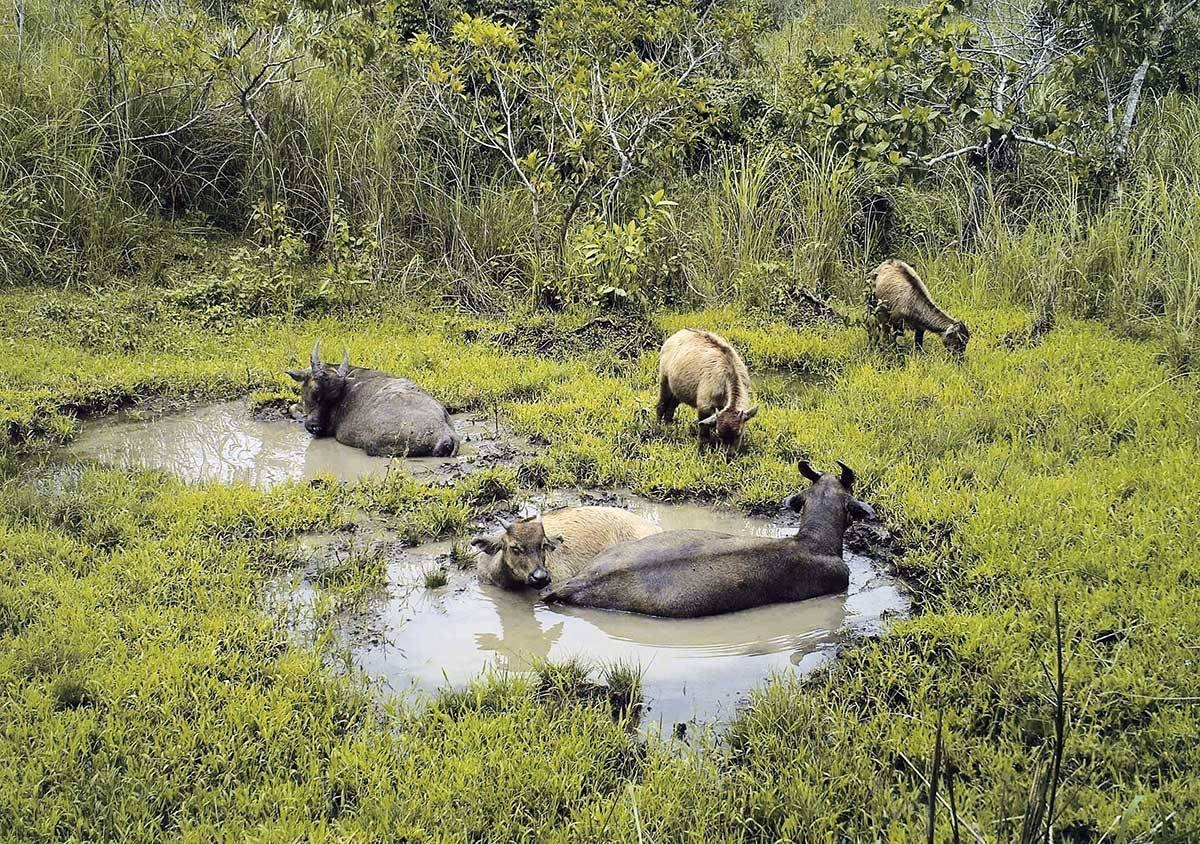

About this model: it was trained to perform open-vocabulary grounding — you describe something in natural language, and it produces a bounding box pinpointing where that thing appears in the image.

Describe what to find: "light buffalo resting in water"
[473,506,661,590]
[541,462,875,617]
[286,341,459,457]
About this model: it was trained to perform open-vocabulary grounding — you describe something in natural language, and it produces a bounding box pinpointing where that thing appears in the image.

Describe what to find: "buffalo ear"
[471,534,502,555]
[742,406,759,421]
[698,414,718,429]
[836,460,856,490]
[799,461,822,483]
[848,498,876,521]
[544,533,564,550]
[285,369,309,383]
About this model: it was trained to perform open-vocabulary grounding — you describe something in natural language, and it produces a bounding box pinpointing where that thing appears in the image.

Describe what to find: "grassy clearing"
[2,276,1198,839]
[3,0,1199,835]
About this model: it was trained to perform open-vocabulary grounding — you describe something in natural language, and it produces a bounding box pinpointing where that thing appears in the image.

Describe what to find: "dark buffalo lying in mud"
[542,462,875,618]
[287,341,459,457]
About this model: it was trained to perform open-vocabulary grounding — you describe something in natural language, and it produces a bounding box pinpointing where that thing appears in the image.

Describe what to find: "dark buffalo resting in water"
[287,341,459,458]
[541,461,875,618]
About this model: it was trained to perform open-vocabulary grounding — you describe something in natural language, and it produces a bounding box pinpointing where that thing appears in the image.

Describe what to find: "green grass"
[309,544,389,613]
[447,541,477,570]
[422,566,449,589]
[2,0,1199,836]
[1,277,1198,839]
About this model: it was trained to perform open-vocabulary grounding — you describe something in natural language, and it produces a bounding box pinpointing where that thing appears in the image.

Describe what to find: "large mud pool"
[66,400,908,730]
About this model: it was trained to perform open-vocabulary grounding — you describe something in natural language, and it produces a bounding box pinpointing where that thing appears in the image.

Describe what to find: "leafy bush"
[166,202,374,322]
[573,190,681,308]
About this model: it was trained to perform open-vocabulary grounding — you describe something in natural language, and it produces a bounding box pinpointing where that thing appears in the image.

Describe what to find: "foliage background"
[2,0,1199,839]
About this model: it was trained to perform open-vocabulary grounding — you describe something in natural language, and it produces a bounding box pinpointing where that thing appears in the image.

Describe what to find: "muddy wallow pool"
[65,399,909,731]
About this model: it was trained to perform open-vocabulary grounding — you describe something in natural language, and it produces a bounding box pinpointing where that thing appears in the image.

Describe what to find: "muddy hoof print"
[844,521,895,557]
[250,398,297,423]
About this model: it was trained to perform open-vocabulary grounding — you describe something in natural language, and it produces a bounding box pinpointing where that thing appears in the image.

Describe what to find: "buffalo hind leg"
[656,377,679,424]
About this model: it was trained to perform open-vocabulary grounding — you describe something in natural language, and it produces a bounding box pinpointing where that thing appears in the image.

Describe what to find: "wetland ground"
[2,280,1198,840]
[66,394,906,729]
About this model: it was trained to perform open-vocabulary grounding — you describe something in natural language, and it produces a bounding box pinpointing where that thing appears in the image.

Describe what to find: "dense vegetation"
[2,0,1199,839]
[3,0,1199,359]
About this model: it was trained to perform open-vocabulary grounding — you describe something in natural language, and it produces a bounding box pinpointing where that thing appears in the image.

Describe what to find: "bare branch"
[926,144,979,166]
[120,102,235,144]
[1116,0,1198,157]
[1011,132,1077,157]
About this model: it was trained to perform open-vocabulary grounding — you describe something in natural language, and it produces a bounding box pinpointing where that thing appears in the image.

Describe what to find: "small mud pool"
[67,399,526,485]
[293,493,908,732]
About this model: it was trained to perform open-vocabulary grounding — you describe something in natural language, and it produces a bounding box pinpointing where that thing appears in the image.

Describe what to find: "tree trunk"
[959,168,988,249]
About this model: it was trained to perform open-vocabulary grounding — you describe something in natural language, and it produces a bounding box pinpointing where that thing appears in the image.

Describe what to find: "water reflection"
[68,399,504,486]
[320,496,907,729]
[475,585,565,672]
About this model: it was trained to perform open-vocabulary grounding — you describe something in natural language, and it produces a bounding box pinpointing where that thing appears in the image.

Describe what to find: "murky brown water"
[296,493,907,731]
[67,399,522,485]
[68,399,906,729]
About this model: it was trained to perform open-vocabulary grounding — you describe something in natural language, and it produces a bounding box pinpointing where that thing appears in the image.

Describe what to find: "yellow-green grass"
[1,282,1198,840]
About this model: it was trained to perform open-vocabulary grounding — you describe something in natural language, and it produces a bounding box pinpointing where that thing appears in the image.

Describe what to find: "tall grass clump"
[686,146,870,307]
[0,94,143,284]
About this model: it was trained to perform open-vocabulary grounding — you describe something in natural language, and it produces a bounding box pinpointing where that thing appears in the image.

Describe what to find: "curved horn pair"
[798,460,857,489]
[310,340,351,376]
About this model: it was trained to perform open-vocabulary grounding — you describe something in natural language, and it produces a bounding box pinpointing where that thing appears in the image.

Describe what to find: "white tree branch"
[1117,0,1199,156]
[926,144,979,166]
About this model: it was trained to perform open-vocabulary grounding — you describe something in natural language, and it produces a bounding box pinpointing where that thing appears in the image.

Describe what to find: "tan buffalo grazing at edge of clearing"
[541,461,876,618]
[868,259,970,357]
[656,328,759,454]
[286,341,459,457]
[472,506,662,590]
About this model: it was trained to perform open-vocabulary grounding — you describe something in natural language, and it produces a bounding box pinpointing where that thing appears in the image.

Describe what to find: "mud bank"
[66,398,531,486]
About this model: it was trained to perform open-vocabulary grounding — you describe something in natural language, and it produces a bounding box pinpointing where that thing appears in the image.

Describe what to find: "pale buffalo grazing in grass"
[867,259,969,357]
[656,328,758,454]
